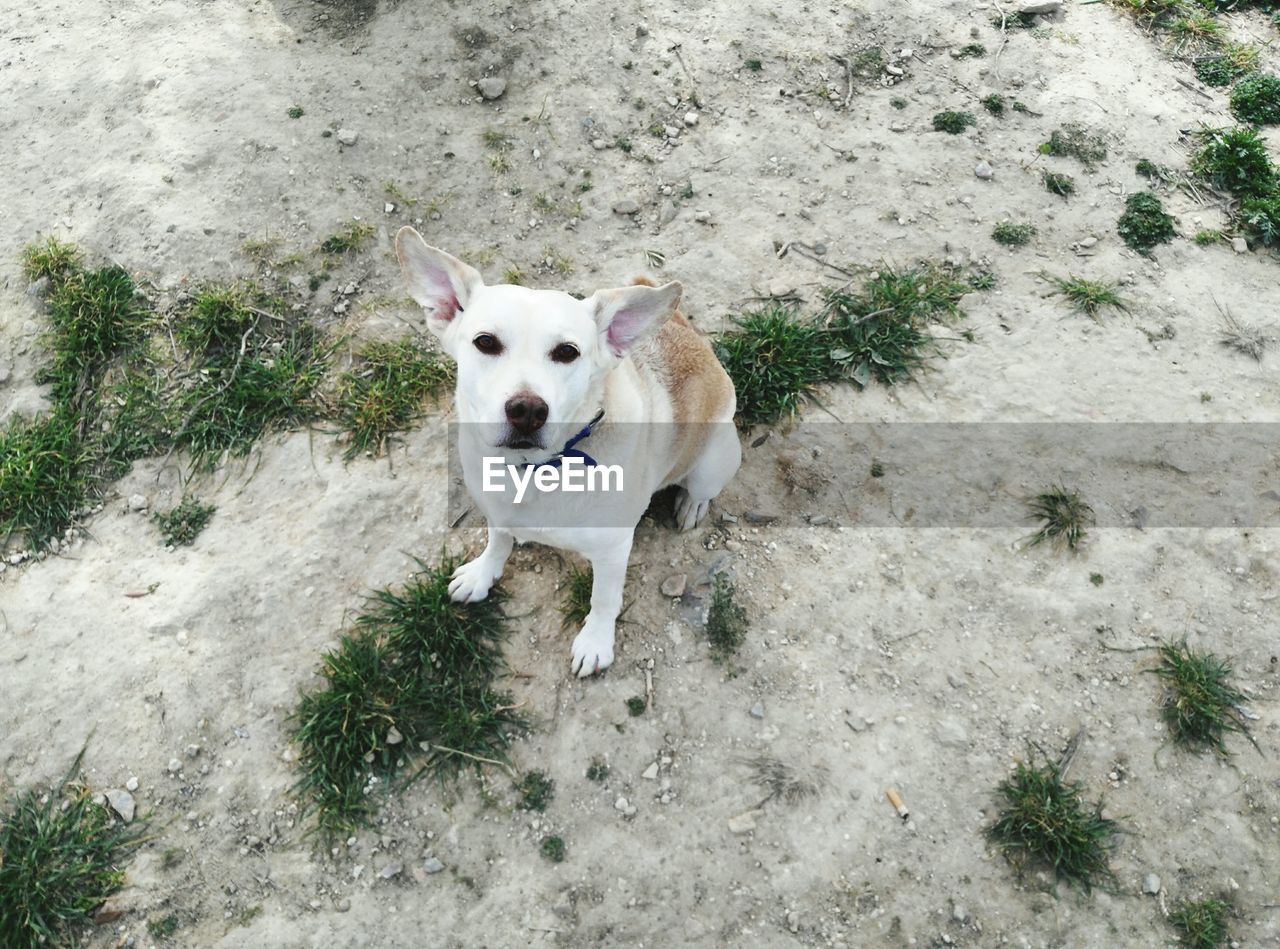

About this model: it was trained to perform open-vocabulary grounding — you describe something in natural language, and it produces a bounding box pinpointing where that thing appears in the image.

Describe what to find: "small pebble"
[477,76,507,100]
[105,789,136,823]
[975,161,994,180]
[336,129,358,146]
[612,199,640,215]
[727,812,757,834]
[128,494,149,512]
[1232,237,1248,254]
[167,758,182,774]
[660,573,687,597]
[642,763,659,780]
[125,776,139,792]
[423,857,445,874]
[684,111,699,126]
[380,862,403,880]
[749,702,765,719]
[1142,873,1161,895]
[694,210,711,223]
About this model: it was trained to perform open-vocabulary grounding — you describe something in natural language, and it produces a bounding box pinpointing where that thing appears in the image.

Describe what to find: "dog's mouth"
[499,436,544,451]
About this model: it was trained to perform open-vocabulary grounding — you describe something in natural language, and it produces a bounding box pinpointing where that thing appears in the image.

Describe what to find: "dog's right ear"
[395,227,483,338]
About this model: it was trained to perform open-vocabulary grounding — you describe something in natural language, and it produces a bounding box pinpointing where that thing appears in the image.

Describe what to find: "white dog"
[396,227,741,677]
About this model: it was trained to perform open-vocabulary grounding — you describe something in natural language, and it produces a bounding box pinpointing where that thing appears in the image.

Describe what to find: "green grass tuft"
[1046,273,1126,319]
[1229,72,1280,126]
[586,758,609,782]
[1190,125,1277,198]
[981,93,1006,116]
[625,696,646,717]
[1169,896,1231,949]
[1149,641,1255,756]
[0,410,92,551]
[0,748,147,948]
[1192,229,1223,245]
[287,106,304,119]
[744,58,763,71]
[21,237,81,285]
[539,836,566,862]
[336,339,452,459]
[39,265,147,409]
[1117,192,1176,253]
[290,557,526,836]
[986,757,1119,893]
[175,286,262,355]
[559,563,593,629]
[992,221,1037,246]
[932,111,976,134]
[516,771,555,811]
[1043,170,1076,197]
[147,914,181,939]
[715,306,831,425]
[1026,485,1094,551]
[706,574,748,662]
[320,221,375,255]
[153,497,216,546]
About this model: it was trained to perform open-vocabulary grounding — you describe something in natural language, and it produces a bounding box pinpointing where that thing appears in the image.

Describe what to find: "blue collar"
[525,409,605,470]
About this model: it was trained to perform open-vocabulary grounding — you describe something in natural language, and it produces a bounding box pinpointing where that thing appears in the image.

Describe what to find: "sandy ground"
[2,0,1279,946]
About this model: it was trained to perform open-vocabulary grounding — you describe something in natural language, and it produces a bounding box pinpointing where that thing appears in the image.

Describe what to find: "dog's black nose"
[505,393,549,435]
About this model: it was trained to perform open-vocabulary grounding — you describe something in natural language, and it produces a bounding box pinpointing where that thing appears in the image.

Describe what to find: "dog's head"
[396,227,681,454]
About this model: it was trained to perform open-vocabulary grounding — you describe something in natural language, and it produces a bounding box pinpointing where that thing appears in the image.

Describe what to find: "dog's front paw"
[570,619,616,678]
[448,558,501,603]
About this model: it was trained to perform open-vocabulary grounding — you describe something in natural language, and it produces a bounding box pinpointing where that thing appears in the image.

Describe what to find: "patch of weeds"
[290,557,527,836]
[383,181,418,207]
[956,43,986,58]
[0,748,147,947]
[625,696,647,717]
[1026,485,1094,551]
[177,324,329,470]
[824,263,975,387]
[992,221,1036,246]
[336,339,452,459]
[932,110,976,134]
[1218,308,1270,359]
[1190,126,1277,198]
[614,136,633,153]
[502,266,526,285]
[1046,273,1126,318]
[982,93,1006,116]
[147,914,181,939]
[540,836,566,863]
[320,221,375,255]
[287,106,304,119]
[160,849,184,870]
[744,58,763,71]
[1193,228,1223,245]
[1195,43,1260,87]
[153,497,216,546]
[0,410,92,550]
[482,128,514,151]
[1240,192,1280,245]
[891,96,908,109]
[1149,641,1256,755]
[1170,11,1222,49]
[1230,72,1280,125]
[714,305,830,424]
[987,756,1118,892]
[586,758,609,782]
[176,286,259,354]
[516,771,554,811]
[870,460,885,478]
[706,574,747,662]
[1169,896,1231,949]
[1043,170,1076,197]
[1089,572,1104,586]
[241,236,283,265]
[40,265,147,408]
[993,9,1038,27]
[21,236,81,284]
[1040,123,1107,167]
[559,564,593,629]
[851,47,885,77]
[1117,192,1176,252]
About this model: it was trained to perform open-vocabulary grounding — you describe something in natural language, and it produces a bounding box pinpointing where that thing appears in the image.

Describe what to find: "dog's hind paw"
[570,621,616,678]
[448,558,500,603]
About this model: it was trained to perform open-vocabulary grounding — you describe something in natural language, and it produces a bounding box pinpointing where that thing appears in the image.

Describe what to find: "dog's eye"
[550,343,580,364]
[473,334,503,355]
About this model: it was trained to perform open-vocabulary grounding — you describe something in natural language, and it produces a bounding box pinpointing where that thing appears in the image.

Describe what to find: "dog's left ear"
[588,281,682,359]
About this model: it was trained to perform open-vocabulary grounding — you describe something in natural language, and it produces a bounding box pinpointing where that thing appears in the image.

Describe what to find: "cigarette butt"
[885,787,909,820]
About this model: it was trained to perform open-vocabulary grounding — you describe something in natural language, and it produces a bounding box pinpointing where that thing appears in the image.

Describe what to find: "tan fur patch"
[630,277,736,482]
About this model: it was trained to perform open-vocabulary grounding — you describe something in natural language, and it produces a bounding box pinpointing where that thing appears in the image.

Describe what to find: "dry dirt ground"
[2,0,1279,946]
